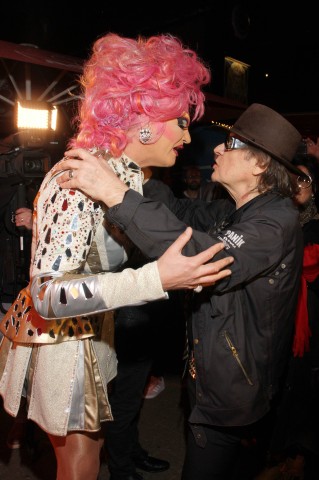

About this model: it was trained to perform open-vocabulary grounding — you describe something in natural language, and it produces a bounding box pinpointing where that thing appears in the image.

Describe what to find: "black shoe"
[109,473,143,480]
[134,455,170,473]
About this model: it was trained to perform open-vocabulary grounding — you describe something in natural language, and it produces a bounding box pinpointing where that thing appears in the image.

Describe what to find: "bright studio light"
[16,101,57,131]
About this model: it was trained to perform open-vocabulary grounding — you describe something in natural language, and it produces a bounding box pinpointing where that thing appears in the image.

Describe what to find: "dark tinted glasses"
[224,134,248,151]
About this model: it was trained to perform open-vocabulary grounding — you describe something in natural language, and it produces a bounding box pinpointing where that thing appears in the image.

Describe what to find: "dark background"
[1,1,318,177]
[1,1,318,116]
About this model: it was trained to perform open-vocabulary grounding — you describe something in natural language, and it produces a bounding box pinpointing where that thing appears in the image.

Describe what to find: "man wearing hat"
[57,103,305,479]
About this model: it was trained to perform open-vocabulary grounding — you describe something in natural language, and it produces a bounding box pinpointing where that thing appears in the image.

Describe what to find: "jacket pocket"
[224,331,254,386]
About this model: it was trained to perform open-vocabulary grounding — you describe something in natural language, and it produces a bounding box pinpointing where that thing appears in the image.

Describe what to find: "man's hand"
[55,148,129,206]
[157,227,233,291]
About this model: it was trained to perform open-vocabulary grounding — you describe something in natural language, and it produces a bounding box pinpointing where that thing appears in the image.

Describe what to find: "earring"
[139,127,152,144]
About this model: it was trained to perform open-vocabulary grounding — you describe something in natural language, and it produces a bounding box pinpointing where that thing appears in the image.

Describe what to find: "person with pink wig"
[0,33,233,480]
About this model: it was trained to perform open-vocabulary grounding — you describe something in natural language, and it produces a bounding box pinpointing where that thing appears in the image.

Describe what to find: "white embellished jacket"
[0,153,167,435]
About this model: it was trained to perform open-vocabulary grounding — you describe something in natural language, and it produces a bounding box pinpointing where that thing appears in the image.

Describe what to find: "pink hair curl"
[70,33,211,157]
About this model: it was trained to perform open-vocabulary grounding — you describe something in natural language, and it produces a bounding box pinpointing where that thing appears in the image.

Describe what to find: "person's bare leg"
[48,431,104,480]
[6,396,28,449]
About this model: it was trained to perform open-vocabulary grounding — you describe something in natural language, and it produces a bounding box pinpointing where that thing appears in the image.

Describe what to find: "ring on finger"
[194,285,203,293]
[69,169,74,179]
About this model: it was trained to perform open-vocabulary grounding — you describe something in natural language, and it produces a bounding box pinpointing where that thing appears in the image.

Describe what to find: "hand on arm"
[55,148,129,206]
[157,226,233,291]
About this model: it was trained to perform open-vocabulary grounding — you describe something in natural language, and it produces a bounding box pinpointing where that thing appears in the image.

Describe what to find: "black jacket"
[107,179,303,427]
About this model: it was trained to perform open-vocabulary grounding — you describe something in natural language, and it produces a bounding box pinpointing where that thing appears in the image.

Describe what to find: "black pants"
[182,422,242,480]
[104,304,156,478]
[105,357,152,477]
[181,375,272,480]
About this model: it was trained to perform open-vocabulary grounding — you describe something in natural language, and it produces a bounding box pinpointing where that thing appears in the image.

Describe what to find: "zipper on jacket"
[224,331,254,385]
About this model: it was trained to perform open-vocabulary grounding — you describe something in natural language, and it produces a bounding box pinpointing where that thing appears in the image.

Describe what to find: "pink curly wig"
[70,33,211,157]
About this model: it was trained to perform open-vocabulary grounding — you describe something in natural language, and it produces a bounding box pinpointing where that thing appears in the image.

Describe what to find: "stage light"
[15,100,58,148]
[16,100,57,130]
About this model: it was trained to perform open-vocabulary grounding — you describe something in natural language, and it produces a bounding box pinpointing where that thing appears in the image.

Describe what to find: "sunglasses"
[224,134,248,151]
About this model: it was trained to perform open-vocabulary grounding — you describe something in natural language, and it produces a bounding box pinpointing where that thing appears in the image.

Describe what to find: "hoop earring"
[139,127,152,144]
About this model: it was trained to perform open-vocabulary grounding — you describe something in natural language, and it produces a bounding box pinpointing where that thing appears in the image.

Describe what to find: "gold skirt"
[0,311,116,435]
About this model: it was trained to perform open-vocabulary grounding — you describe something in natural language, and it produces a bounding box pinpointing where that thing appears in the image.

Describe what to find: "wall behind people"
[306,135,319,162]
[156,123,228,196]
[178,164,230,201]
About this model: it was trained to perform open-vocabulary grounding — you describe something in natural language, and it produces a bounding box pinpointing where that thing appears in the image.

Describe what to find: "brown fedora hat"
[231,103,304,176]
